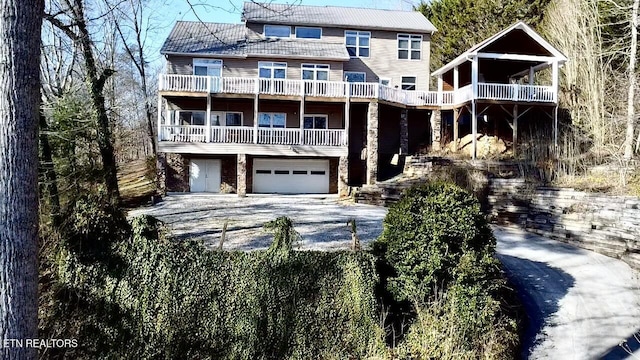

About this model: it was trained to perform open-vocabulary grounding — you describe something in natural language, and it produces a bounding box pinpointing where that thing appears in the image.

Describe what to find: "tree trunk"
[0,1,43,359]
[73,0,121,203]
[39,114,61,227]
[626,0,639,159]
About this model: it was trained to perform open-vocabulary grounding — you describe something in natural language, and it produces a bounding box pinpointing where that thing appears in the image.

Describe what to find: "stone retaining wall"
[489,178,640,270]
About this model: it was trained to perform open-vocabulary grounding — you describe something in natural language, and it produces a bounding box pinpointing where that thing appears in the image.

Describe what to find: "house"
[156,2,567,196]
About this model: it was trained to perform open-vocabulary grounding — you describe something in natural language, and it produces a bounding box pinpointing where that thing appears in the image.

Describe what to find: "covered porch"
[431,22,568,159]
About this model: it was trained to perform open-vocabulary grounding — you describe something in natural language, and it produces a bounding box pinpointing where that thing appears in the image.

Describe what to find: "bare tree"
[625,0,639,159]
[45,0,121,204]
[0,1,43,359]
[113,0,158,155]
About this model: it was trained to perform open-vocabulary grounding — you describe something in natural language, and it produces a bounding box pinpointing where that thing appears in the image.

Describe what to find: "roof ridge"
[244,1,419,13]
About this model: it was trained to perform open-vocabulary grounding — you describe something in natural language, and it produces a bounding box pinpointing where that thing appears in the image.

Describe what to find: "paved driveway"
[128,194,388,250]
[495,226,640,359]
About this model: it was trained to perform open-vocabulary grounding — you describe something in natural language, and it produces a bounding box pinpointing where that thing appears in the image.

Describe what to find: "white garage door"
[190,159,221,192]
[253,159,330,194]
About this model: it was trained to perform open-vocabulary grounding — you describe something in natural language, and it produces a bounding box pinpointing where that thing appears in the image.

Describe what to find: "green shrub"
[41,214,387,359]
[373,181,495,303]
[372,182,519,358]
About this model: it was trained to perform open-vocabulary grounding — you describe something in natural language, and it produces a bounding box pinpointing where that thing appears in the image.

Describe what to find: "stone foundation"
[329,158,339,194]
[400,109,409,155]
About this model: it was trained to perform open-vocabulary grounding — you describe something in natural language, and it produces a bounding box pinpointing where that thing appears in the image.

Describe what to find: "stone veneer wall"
[489,178,640,270]
[219,155,237,193]
[329,158,338,194]
[164,153,189,192]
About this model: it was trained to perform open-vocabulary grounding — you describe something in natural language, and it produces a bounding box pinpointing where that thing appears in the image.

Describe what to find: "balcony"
[159,74,558,107]
[159,125,347,147]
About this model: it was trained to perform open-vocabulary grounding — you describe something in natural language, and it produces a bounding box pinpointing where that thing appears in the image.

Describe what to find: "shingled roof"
[160,21,351,61]
[242,2,437,34]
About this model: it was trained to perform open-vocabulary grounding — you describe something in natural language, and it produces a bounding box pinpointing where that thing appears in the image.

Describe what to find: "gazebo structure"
[431,22,568,159]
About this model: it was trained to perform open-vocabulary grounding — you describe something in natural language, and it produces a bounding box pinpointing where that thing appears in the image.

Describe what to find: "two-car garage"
[252,159,330,194]
[189,157,331,194]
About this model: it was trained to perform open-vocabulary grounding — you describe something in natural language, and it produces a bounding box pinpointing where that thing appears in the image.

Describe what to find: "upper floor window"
[398,34,422,60]
[401,76,416,90]
[177,110,206,126]
[193,59,222,76]
[264,25,291,38]
[345,31,370,58]
[302,64,329,81]
[259,62,287,79]
[296,27,322,39]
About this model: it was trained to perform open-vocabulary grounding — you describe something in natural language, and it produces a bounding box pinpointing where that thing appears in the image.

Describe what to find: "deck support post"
[300,86,305,145]
[552,60,559,103]
[206,95,211,143]
[253,93,259,144]
[471,101,477,160]
[366,100,379,185]
[453,108,460,152]
[453,66,459,92]
[344,99,350,147]
[513,104,519,156]
[157,94,163,144]
[553,105,559,147]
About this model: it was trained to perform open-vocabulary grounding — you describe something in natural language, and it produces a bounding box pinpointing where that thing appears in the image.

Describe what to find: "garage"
[253,159,330,194]
[190,159,221,192]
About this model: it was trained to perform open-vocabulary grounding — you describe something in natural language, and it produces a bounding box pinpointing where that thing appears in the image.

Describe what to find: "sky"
[148,0,421,65]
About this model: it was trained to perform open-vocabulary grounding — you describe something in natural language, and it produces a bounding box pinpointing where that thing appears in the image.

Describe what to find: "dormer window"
[264,25,291,38]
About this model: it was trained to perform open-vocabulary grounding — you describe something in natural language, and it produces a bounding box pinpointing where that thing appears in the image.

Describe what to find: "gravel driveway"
[128,194,388,250]
[495,226,640,359]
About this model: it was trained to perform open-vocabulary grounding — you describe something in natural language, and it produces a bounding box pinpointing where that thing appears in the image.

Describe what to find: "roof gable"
[432,22,568,76]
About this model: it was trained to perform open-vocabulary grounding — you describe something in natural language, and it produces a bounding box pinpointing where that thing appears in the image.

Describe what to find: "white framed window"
[303,114,328,129]
[264,25,291,38]
[345,30,370,58]
[295,27,322,39]
[178,110,205,125]
[193,59,223,76]
[259,61,287,79]
[398,34,422,60]
[258,112,286,128]
[379,78,391,86]
[344,71,366,83]
[401,76,417,90]
[225,112,243,126]
[302,64,330,81]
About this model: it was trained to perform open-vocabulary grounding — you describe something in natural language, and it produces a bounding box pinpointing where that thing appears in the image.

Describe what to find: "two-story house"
[156,2,566,196]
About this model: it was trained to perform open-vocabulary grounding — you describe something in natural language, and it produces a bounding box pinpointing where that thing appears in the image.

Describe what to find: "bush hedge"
[373,182,519,358]
[40,211,387,359]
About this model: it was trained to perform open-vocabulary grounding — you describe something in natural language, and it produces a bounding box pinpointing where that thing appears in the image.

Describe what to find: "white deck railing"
[159,125,208,142]
[257,128,301,145]
[303,129,346,146]
[160,125,346,147]
[159,74,558,106]
[210,126,254,143]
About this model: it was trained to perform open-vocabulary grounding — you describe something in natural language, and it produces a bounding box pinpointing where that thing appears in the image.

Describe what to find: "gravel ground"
[128,194,388,250]
[495,226,640,360]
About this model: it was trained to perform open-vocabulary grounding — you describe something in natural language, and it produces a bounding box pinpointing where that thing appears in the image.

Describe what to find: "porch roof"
[431,22,568,77]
